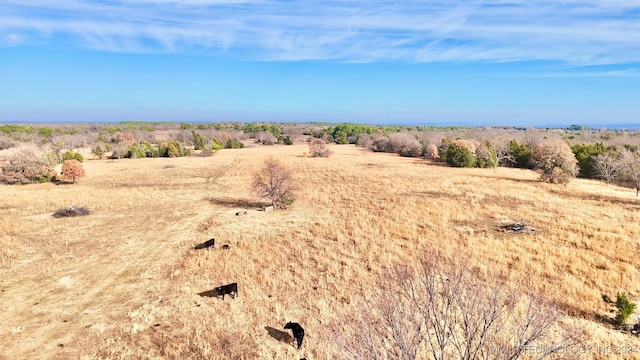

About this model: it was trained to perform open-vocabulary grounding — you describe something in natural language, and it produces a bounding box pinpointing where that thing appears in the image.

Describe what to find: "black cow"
[284,322,304,349]
[221,244,230,250]
[194,237,215,250]
[214,282,238,299]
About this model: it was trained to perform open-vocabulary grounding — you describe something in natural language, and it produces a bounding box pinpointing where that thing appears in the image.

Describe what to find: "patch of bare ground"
[1,144,640,359]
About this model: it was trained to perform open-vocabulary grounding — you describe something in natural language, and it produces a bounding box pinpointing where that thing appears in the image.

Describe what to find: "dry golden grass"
[1,143,640,359]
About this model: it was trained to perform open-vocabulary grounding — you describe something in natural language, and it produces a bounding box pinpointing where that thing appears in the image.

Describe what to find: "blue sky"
[1,1,639,126]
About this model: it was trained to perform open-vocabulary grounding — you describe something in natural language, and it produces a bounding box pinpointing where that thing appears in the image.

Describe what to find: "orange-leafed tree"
[61,159,86,183]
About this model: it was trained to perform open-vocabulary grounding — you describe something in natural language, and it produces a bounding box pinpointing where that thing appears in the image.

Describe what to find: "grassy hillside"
[1,143,639,359]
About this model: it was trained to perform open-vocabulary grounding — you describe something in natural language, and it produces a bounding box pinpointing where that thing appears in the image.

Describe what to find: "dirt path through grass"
[0,157,242,359]
[0,199,212,359]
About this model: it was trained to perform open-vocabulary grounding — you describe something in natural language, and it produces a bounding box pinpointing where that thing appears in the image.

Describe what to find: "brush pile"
[53,205,91,218]
[500,221,535,233]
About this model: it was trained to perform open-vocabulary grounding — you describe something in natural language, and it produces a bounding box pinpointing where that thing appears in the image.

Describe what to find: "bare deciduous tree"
[531,140,579,184]
[61,159,86,183]
[252,157,297,209]
[477,141,515,169]
[331,253,583,360]
[620,149,640,196]
[592,154,622,184]
[309,138,330,157]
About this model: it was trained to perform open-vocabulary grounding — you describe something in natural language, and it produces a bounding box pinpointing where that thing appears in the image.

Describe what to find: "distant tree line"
[4,121,640,190]
[305,123,640,189]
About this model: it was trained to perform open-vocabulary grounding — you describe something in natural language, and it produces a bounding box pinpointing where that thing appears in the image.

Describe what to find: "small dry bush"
[309,138,330,157]
[52,205,91,218]
[426,143,440,160]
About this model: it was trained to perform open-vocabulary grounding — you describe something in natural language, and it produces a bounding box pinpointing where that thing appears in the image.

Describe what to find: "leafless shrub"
[0,135,15,150]
[252,157,297,209]
[109,142,130,159]
[331,252,583,360]
[255,131,277,145]
[426,144,440,160]
[399,139,423,157]
[309,138,330,157]
[531,140,578,184]
[356,133,373,149]
[53,205,91,218]
[370,136,393,153]
[0,147,56,184]
[389,133,420,156]
[173,130,194,146]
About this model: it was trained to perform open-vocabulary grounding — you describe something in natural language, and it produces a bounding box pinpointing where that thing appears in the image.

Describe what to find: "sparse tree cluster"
[7,122,640,192]
[367,132,423,157]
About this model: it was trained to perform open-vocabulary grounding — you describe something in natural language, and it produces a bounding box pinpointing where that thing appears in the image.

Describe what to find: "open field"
[1,143,640,359]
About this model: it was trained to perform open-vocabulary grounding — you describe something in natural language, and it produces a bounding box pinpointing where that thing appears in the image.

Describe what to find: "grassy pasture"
[1,143,640,359]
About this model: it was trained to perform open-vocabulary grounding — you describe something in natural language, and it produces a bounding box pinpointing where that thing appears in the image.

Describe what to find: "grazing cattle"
[284,322,304,349]
[194,237,215,250]
[214,282,238,299]
[221,244,230,250]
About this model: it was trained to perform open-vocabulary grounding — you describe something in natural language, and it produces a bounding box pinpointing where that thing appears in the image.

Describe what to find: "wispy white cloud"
[512,68,640,78]
[1,0,640,64]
